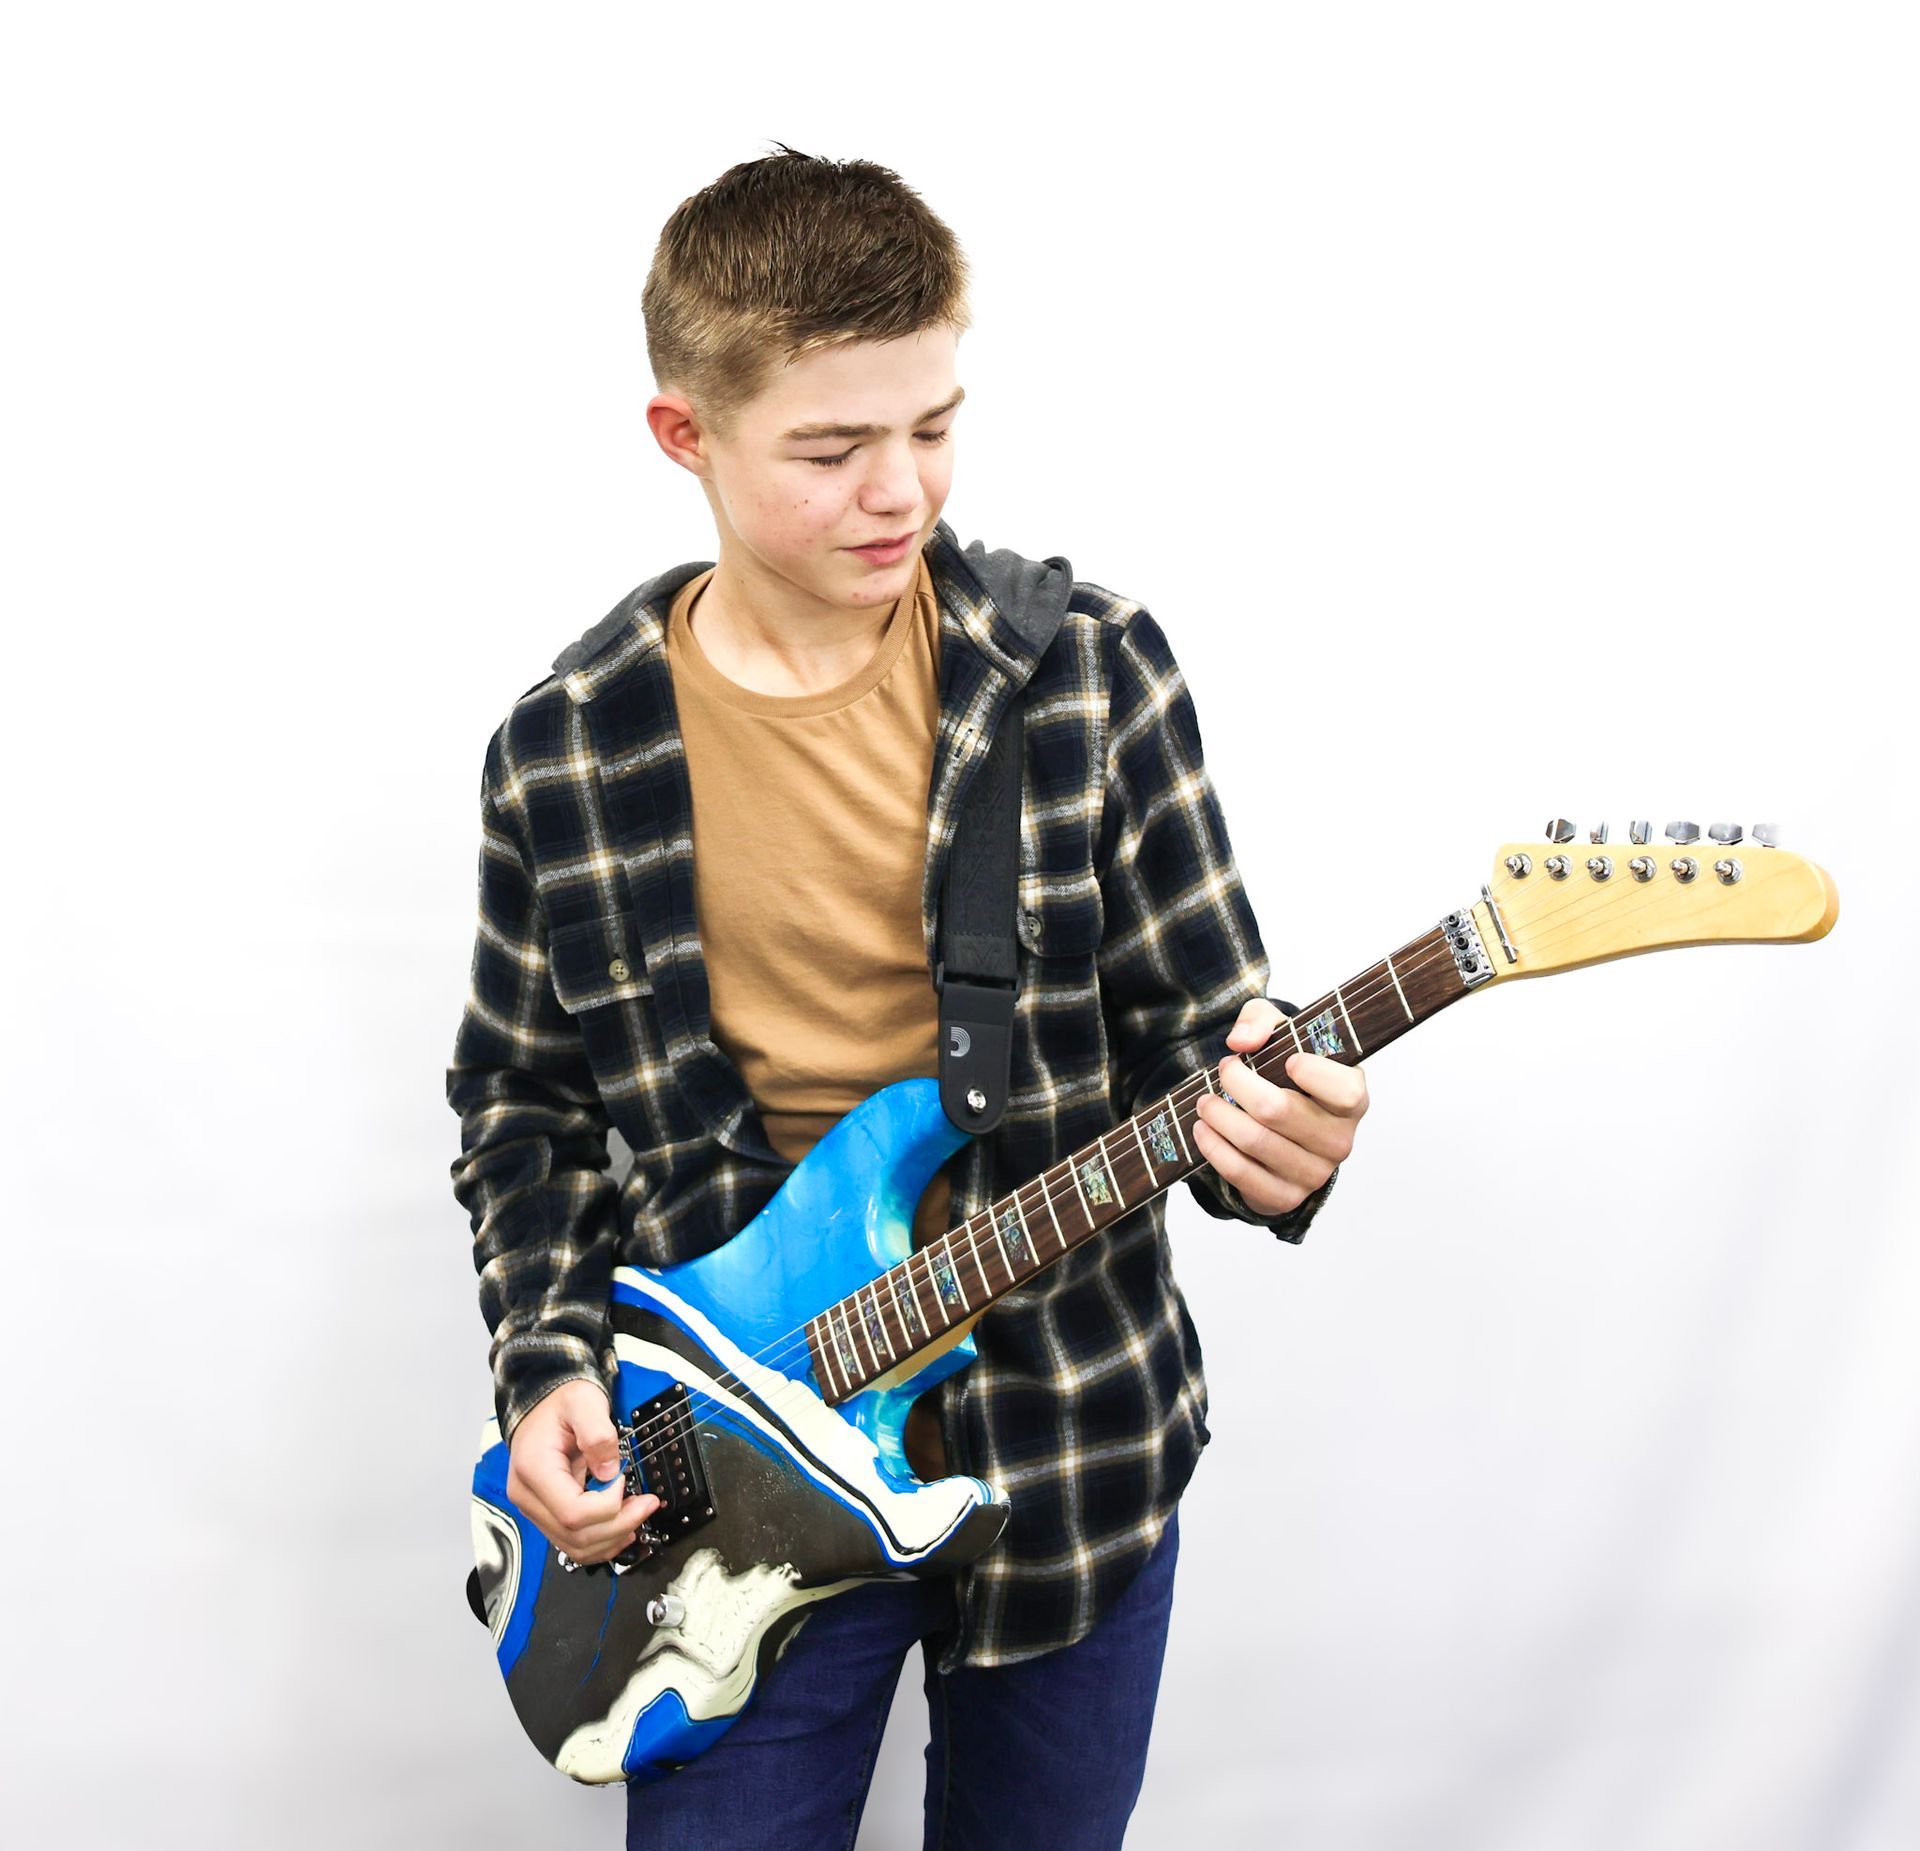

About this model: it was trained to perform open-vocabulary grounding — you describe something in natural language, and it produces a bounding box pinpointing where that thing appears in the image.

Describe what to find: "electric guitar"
[467,820,1839,1785]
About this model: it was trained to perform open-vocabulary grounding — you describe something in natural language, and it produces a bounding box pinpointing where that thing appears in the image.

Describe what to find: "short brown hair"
[642,142,972,442]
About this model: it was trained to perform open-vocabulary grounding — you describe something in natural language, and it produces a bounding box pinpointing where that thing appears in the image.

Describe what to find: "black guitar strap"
[936,585,1076,1134]
[935,698,1024,1136]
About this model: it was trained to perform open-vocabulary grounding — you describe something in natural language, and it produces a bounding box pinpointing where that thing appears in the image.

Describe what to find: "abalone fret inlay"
[999,1204,1027,1261]
[1301,1007,1347,1057]
[1146,1111,1178,1164]
[936,1260,961,1306]
[1078,1155,1113,1205]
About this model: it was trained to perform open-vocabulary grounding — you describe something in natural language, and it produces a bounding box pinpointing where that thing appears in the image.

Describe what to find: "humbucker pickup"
[611,1382,715,1569]
[552,1382,718,1578]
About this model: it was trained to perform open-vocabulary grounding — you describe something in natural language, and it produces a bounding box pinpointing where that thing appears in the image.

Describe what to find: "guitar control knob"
[1589,822,1609,844]
[1629,821,1652,845]
[1708,822,1744,845]
[1753,823,1782,848]
[1546,818,1577,843]
[647,1595,687,1629]
[1665,821,1701,844]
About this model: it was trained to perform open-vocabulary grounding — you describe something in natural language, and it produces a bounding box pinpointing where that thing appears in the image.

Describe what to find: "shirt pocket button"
[608,956,631,981]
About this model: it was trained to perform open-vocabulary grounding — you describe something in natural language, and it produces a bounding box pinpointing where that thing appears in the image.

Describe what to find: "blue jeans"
[625,1509,1180,1851]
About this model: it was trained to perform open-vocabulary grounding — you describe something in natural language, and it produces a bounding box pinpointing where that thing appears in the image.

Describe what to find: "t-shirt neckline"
[670,557,925,719]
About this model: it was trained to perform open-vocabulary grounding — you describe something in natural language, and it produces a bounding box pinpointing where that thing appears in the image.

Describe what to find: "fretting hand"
[1189,999,1369,1217]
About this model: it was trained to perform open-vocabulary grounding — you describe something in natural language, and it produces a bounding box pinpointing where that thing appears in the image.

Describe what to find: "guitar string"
[612,919,1458,1443]
[608,854,1760,1459]
[612,887,1680,1461]
[610,875,1664,1466]
[606,922,1479,1460]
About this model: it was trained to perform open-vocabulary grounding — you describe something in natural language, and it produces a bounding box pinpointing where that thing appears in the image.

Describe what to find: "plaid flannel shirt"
[446,518,1335,1668]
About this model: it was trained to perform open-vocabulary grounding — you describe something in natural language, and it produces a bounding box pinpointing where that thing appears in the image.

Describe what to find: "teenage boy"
[448,145,1369,1851]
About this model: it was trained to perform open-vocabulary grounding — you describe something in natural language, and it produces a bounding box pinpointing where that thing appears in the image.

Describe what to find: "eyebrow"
[779,386,966,443]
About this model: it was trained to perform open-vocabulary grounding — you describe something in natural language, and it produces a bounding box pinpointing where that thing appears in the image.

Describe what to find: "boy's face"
[649,325,961,613]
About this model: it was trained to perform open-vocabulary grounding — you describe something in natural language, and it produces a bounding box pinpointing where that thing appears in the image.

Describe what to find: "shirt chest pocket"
[537,913,679,1159]
[1014,870,1106,1034]
[547,911,654,1011]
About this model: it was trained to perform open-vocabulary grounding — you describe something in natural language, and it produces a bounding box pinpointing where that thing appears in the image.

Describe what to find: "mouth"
[845,530,918,562]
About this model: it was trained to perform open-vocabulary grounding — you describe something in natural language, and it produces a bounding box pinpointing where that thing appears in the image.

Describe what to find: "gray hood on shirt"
[934,519,1075,661]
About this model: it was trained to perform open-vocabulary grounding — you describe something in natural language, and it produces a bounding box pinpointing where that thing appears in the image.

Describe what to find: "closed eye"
[806,429,952,469]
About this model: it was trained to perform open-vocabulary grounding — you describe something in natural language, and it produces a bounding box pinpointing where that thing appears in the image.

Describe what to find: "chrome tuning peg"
[1665,821,1701,844]
[1629,821,1652,845]
[1546,818,1577,843]
[1708,822,1744,845]
[1588,822,1609,844]
[1752,823,1782,848]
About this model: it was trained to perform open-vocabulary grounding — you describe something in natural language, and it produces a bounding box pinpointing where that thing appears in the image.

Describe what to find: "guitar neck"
[806,901,1502,1404]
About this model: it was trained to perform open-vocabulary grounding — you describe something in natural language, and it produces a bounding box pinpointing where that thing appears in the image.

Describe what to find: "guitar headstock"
[1473,820,1839,982]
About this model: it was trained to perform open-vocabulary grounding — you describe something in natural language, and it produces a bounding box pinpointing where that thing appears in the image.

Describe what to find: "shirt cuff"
[496,1338,612,1445]
[1188,1161,1338,1245]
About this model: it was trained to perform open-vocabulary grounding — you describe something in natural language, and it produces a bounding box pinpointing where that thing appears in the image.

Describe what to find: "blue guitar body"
[468,1076,1010,1785]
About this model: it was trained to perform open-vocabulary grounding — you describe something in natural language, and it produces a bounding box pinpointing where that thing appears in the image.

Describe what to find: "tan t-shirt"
[663,552,952,1254]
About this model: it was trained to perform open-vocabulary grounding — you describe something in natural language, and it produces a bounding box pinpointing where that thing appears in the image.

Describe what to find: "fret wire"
[1085,1129,1117,1226]
[1068,1149,1093,1227]
[866,1280,897,1370]
[834,1302,861,1385]
[848,1287,873,1383]
[1046,1164,1079,1249]
[970,1210,998,1285]
[1127,1111,1155,1181]
[864,1281,892,1371]
[1166,1093,1194,1165]
[811,1316,841,1398]
[920,1248,949,1330]
[1385,951,1414,1021]
[891,1269,922,1348]
[1097,1130,1122,1218]
[946,1233,974,1314]
[1010,1196,1035,1279]
[1039,1163,1067,1252]
[984,1204,1013,1284]
[1333,982,1365,1055]
[847,1294,877,1379]
[959,1213,993,1298]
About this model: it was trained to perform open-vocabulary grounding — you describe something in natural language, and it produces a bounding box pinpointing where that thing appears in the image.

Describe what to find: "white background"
[5,5,1916,1847]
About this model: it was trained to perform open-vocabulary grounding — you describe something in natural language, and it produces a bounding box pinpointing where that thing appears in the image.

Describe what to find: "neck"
[808,905,1498,1402]
[695,544,916,681]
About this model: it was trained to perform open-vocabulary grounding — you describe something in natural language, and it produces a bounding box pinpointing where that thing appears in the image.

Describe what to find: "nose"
[859,437,929,514]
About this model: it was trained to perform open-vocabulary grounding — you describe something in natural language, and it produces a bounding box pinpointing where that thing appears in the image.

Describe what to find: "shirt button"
[608,956,630,981]
[1022,908,1041,930]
